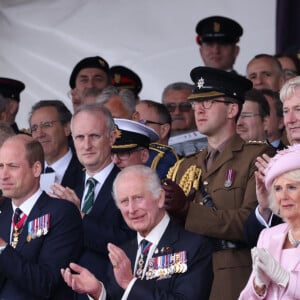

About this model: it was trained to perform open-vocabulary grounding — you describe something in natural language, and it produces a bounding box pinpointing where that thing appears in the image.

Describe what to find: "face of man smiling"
[115,171,165,237]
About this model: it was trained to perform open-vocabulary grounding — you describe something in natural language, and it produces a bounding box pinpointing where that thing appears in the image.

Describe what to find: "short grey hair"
[96,85,137,116]
[280,76,300,103]
[161,82,194,102]
[71,102,115,134]
[112,165,162,207]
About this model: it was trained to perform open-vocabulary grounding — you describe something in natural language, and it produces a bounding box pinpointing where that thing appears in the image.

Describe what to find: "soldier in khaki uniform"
[163,67,275,300]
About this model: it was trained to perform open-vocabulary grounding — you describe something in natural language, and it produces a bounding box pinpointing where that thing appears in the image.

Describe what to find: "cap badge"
[197,77,205,89]
[98,59,106,67]
[213,22,220,33]
[114,126,122,138]
[114,73,121,84]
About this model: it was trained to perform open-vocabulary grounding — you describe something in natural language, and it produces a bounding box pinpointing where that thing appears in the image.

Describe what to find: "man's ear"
[141,149,150,164]
[159,123,171,141]
[64,122,71,137]
[227,103,239,119]
[33,161,43,178]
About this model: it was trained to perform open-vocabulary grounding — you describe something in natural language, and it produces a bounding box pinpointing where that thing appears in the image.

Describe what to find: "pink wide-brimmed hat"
[265,144,300,190]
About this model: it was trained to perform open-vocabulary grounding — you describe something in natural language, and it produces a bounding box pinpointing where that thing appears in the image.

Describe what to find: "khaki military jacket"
[169,134,275,300]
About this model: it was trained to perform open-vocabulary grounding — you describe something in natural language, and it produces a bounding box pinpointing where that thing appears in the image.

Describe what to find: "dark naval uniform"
[147,143,178,179]
[169,134,275,300]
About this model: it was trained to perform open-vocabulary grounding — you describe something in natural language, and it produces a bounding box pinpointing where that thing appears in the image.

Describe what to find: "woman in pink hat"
[239,144,300,299]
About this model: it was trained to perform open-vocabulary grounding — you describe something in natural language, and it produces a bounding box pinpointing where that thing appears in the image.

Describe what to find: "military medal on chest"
[224,169,235,188]
[26,213,51,242]
[11,212,27,248]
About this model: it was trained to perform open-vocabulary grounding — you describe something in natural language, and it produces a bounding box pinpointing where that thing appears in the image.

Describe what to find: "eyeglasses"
[239,112,261,119]
[283,69,298,78]
[30,120,60,133]
[165,102,192,113]
[111,147,144,161]
[191,99,233,110]
[139,119,164,126]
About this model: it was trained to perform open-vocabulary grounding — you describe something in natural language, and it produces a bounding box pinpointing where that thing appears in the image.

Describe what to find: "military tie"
[135,239,152,278]
[45,166,55,173]
[206,149,219,171]
[82,177,98,214]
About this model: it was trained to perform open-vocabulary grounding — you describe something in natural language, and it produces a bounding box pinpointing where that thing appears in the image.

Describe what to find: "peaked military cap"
[188,66,252,103]
[112,118,158,152]
[0,78,25,102]
[110,65,142,96]
[196,16,243,45]
[69,56,110,88]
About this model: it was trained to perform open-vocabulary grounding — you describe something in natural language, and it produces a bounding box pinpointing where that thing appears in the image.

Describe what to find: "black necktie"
[135,239,152,278]
[45,166,55,173]
[13,208,23,225]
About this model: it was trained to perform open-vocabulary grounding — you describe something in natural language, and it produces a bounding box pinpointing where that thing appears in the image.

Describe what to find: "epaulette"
[149,143,178,170]
[166,158,186,182]
[150,143,174,152]
[166,158,202,196]
[246,140,267,145]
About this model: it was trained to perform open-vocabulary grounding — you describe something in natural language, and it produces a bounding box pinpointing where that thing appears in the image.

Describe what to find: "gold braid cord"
[167,160,202,196]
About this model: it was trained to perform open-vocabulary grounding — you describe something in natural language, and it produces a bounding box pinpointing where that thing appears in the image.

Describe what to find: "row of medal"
[27,213,50,242]
[145,250,188,280]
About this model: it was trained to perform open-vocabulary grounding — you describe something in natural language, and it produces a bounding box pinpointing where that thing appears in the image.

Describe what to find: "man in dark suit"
[61,165,213,299]
[51,103,135,294]
[29,100,83,190]
[0,134,83,299]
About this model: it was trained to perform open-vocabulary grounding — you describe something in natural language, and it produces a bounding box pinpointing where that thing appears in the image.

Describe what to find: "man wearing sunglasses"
[162,82,196,135]
[163,67,275,300]
[162,82,207,156]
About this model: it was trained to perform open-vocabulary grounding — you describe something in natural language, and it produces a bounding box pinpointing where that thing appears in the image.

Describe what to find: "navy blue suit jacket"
[0,192,83,300]
[61,153,84,190]
[107,219,213,300]
[243,209,283,247]
[76,165,135,288]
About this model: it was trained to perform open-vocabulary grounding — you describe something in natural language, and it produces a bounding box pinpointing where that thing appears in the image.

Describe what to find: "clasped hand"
[251,247,289,288]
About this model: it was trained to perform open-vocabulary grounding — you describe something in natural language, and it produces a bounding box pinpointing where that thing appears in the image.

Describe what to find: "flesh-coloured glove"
[255,247,290,287]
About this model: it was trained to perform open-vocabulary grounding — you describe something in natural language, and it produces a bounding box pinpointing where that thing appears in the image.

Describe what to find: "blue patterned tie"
[82,177,97,214]
[135,239,152,278]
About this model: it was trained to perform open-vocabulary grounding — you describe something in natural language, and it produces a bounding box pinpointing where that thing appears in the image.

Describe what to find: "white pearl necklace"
[288,229,300,248]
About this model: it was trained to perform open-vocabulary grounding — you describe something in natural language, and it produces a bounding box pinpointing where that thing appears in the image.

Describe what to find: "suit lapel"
[153,221,179,257]
[0,199,13,243]
[91,165,120,214]
[268,225,300,271]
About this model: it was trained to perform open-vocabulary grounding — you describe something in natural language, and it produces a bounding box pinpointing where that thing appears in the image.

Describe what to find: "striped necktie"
[82,177,98,214]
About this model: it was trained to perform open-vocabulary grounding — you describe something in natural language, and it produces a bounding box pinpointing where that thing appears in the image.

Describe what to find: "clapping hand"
[252,247,289,288]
